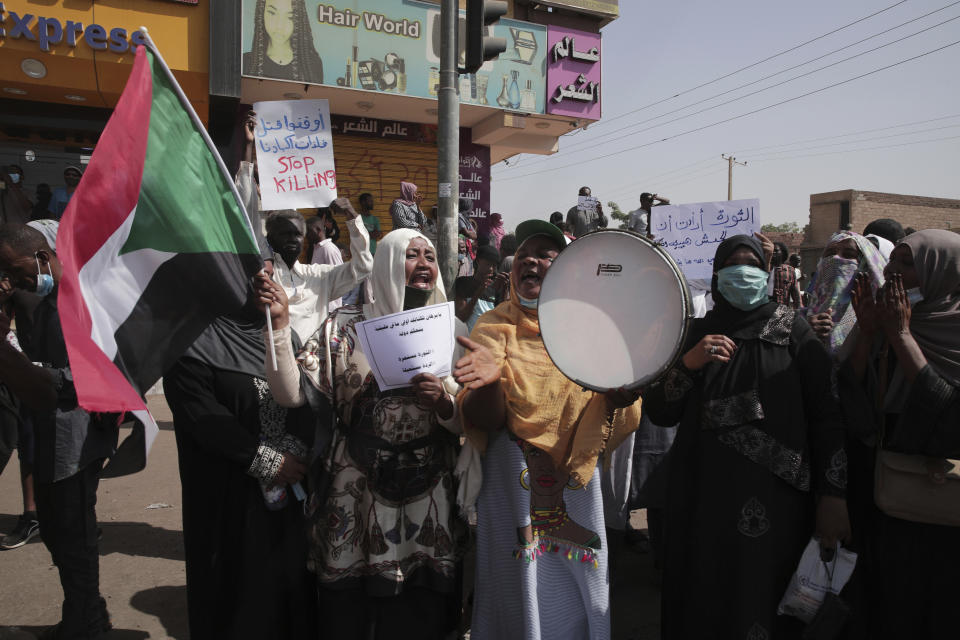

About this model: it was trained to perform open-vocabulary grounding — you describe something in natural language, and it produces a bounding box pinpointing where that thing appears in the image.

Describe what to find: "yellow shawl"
[459,296,641,487]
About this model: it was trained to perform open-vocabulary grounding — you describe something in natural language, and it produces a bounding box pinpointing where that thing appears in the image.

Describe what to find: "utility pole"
[436,0,460,295]
[721,154,747,201]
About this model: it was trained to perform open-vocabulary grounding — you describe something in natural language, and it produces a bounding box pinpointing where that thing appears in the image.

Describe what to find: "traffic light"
[464,0,508,74]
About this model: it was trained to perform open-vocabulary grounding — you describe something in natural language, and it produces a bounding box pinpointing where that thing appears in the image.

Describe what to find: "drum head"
[538,230,691,391]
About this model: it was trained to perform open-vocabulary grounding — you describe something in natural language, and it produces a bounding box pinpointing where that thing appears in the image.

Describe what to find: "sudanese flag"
[57,42,262,468]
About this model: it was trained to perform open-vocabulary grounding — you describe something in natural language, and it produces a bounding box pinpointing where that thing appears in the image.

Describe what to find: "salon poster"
[651,199,761,281]
[253,99,338,210]
[241,0,548,114]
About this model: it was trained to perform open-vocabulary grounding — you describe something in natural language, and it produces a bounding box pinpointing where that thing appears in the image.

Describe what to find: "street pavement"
[0,395,661,639]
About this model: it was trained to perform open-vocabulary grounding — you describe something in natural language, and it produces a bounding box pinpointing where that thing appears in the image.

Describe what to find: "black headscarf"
[690,234,776,344]
[181,300,267,380]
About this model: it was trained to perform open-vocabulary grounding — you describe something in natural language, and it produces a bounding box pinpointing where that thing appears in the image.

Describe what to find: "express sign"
[0,3,148,53]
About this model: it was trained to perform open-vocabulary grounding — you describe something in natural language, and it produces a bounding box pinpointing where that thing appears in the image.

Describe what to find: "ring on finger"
[710,345,718,355]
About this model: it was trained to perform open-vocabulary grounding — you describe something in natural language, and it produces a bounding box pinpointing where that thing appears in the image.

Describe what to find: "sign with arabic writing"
[240,0,548,114]
[253,99,337,210]
[460,130,492,236]
[354,301,456,391]
[546,26,601,120]
[650,199,761,280]
[331,115,438,143]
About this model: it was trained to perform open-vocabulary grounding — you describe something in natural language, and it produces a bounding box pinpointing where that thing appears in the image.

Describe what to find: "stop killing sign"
[253,99,338,210]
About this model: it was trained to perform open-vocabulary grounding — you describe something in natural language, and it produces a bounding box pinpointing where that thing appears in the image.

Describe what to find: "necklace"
[531,505,568,535]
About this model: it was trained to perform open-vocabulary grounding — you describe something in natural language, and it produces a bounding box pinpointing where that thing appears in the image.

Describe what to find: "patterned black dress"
[644,305,847,640]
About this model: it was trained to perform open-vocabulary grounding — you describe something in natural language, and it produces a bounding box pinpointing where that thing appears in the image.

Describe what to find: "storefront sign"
[331,114,437,144]
[546,26,601,120]
[240,0,548,114]
[0,3,147,53]
[460,131,491,235]
[253,99,338,209]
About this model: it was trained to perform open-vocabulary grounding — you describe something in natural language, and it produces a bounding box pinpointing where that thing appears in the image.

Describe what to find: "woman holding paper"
[257,229,466,640]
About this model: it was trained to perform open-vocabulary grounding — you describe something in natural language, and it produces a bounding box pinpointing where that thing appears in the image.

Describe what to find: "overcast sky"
[490,0,960,232]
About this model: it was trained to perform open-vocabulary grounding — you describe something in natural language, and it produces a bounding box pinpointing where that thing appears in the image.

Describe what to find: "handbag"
[873,344,960,526]
[874,450,960,526]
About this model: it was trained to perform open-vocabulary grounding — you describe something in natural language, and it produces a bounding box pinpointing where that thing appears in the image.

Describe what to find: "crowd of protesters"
[0,138,958,640]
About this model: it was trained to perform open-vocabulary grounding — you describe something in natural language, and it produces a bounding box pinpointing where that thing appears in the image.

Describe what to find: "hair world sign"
[317,4,421,39]
[0,2,149,53]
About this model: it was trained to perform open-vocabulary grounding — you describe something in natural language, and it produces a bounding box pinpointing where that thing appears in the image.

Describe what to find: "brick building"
[800,189,960,278]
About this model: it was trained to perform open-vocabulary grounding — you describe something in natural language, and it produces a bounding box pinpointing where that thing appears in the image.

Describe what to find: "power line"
[750,133,960,162]
[733,112,960,153]
[585,0,908,131]
[747,123,960,158]
[603,157,717,197]
[594,122,960,201]
[557,2,960,155]
[493,39,960,182]
[536,11,960,159]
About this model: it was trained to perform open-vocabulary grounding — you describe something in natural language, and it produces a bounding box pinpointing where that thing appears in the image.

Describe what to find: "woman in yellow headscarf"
[453,219,641,640]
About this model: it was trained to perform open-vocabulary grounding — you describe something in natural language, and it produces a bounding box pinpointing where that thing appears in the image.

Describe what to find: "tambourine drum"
[538,230,692,392]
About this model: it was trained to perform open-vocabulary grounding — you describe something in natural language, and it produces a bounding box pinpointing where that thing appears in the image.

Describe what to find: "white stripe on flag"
[78,206,175,360]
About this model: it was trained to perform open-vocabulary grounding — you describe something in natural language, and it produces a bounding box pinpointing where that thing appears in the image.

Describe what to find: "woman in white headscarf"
[257,229,466,640]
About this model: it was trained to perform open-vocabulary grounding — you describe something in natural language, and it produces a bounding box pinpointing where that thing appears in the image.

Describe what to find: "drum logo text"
[596,264,623,276]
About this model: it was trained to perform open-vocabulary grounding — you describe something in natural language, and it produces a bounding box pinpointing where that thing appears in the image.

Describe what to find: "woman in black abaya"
[643,235,850,639]
[164,304,317,639]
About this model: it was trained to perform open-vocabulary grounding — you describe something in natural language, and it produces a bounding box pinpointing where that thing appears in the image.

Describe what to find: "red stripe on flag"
[57,46,153,415]
[59,47,152,263]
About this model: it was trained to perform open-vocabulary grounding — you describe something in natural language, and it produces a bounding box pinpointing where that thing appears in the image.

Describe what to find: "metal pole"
[437,0,460,297]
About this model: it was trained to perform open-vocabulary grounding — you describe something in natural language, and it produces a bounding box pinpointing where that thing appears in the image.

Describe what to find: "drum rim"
[537,228,693,392]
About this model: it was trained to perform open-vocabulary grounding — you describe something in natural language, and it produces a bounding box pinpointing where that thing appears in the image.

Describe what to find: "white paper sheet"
[354,302,456,391]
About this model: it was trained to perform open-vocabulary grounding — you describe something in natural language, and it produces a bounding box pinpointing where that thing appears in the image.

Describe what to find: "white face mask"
[905,287,924,306]
[517,294,538,309]
[9,173,21,184]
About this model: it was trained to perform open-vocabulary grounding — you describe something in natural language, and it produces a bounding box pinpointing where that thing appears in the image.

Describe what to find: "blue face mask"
[517,294,538,309]
[716,264,769,311]
[35,255,54,297]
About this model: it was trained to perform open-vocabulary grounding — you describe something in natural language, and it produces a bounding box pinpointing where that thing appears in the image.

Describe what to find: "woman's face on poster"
[264,0,295,45]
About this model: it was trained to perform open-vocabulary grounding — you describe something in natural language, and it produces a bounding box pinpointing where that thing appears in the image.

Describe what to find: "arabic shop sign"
[459,130,491,235]
[0,3,148,53]
[546,26,601,120]
[331,114,438,143]
[240,0,548,114]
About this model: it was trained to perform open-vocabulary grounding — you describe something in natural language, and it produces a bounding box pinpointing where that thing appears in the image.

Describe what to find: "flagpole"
[138,28,278,370]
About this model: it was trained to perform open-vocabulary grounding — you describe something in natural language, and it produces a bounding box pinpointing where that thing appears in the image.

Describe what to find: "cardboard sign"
[253,99,337,209]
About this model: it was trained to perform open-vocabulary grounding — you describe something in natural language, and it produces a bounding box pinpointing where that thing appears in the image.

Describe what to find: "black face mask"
[403,286,433,310]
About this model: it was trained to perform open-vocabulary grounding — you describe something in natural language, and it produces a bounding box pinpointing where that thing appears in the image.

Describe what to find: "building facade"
[0,0,209,214]
[801,189,960,276]
[1,1,618,234]
[213,0,618,236]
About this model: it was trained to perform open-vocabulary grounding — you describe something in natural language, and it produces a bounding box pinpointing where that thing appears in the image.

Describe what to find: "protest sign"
[253,99,336,210]
[650,199,761,280]
[354,302,456,391]
[577,195,599,212]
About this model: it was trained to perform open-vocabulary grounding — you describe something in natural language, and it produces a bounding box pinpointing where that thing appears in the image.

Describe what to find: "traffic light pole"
[437,0,459,297]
